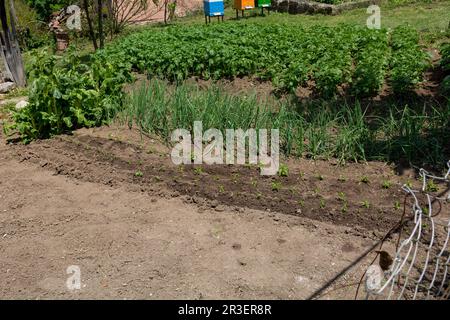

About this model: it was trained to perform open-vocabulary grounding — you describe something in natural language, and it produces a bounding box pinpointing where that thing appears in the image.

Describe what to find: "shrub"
[25,0,72,21]
[4,48,130,142]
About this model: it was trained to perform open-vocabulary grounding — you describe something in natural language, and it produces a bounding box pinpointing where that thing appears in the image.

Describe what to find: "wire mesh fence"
[364,161,450,300]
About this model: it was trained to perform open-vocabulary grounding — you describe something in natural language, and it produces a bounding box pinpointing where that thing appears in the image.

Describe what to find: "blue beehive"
[204,0,224,17]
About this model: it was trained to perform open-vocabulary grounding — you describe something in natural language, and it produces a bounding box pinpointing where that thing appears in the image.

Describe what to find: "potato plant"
[98,23,428,96]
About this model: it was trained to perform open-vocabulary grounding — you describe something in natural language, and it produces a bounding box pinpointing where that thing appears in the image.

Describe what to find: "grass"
[120,79,449,168]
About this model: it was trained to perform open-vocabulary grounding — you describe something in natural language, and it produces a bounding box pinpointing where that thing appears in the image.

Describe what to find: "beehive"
[234,0,255,10]
[204,0,225,17]
[255,0,271,7]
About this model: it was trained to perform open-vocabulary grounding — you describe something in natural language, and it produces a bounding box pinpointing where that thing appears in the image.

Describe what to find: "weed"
[278,164,289,177]
[382,180,392,189]
[194,167,203,175]
[134,170,143,177]
[337,192,346,202]
[320,198,326,209]
[360,200,370,209]
[271,181,282,191]
[426,180,439,192]
[405,179,413,188]
[360,176,370,184]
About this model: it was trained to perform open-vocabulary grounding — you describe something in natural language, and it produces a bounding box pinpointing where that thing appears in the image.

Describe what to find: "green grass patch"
[121,79,450,167]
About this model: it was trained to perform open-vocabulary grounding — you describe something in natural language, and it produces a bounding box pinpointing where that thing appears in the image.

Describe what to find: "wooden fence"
[0,0,26,87]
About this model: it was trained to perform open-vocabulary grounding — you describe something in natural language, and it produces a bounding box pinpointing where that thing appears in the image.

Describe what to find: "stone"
[15,100,29,111]
[365,264,384,293]
[215,205,225,212]
[0,82,16,94]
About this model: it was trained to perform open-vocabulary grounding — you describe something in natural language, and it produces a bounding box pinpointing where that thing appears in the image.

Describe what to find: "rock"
[15,100,29,111]
[215,205,225,212]
[0,82,16,94]
[232,243,241,250]
[365,265,384,293]
[209,200,219,208]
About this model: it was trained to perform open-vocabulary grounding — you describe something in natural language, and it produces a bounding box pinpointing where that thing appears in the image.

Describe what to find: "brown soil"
[2,123,447,299]
[6,126,410,233]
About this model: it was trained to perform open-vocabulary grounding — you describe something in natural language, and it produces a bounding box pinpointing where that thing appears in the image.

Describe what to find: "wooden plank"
[0,0,26,87]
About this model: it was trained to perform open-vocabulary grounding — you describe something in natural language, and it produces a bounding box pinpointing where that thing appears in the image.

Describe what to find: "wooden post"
[0,0,26,87]
[83,0,98,50]
[98,0,104,49]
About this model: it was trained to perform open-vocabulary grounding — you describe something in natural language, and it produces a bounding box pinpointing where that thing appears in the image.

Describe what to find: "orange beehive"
[234,0,254,10]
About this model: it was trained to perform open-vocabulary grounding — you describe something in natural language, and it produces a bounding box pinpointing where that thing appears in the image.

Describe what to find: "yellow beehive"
[234,0,255,10]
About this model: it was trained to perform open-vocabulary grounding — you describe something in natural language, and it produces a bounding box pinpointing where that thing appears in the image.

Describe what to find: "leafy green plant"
[320,198,326,209]
[194,167,203,175]
[337,192,346,202]
[426,180,439,192]
[360,176,370,184]
[278,164,289,177]
[382,180,392,189]
[271,181,282,191]
[360,200,370,209]
[25,0,72,21]
[99,23,427,97]
[134,170,143,177]
[352,30,390,95]
[440,43,450,95]
[389,25,430,93]
[4,48,130,142]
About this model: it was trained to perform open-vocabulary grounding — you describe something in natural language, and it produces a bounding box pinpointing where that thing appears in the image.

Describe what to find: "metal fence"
[365,161,450,300]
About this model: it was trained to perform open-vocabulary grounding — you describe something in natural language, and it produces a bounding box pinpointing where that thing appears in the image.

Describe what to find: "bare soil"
[0,124,447,299]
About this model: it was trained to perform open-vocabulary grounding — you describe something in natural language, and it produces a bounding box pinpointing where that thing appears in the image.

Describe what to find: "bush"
[4,48,131,142]
[13,0,51,50]
[25,0,72,21]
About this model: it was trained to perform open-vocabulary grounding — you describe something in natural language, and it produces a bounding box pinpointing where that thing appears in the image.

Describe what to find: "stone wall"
[272,0,381,15]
